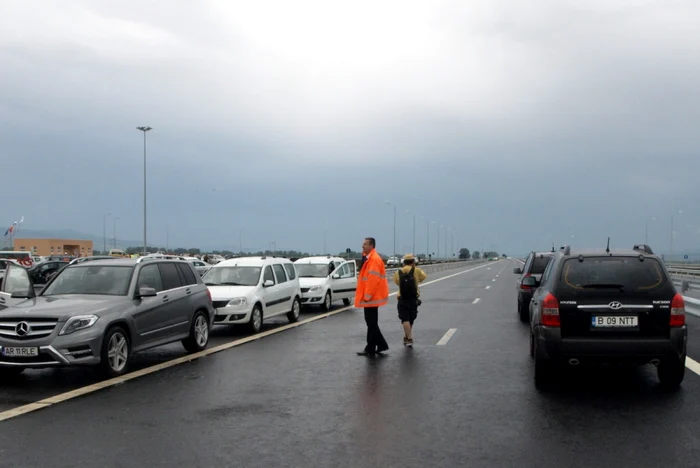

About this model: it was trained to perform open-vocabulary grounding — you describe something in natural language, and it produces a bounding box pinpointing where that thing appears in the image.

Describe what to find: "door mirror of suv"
[11,290,35,299]
[263,279,274,287]
[138,286,158,298]
[513,267,522,274]
[522,276,538,287]
[332,273,340,280]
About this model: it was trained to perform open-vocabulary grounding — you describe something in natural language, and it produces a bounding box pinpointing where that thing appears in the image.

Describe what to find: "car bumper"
[300,293,324,305]
[0,328,104,369]
[534,325,687,363]
[214,305,251,324]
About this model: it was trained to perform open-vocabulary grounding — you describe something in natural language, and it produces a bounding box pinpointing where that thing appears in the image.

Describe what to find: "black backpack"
[398,266,418,300]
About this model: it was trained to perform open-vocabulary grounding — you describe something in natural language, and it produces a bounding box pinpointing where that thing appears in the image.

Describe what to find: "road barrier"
[386,259,493,275]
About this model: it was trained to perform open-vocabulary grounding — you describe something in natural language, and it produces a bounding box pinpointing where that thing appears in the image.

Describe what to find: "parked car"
[294,256,357,310]
[0,258,214,377]
[514,250,554,322]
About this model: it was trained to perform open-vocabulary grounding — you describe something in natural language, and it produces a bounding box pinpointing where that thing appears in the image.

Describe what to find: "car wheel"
[534,340,555,389]
[657,355,685,390]
[343,298,351,306]
[100,326,130,378]
[287,297,301,323]
[322,291,332,311]
[529,331,534,358]
[249,304,263,334]
[518,301,529,323]
[182,311,210,353]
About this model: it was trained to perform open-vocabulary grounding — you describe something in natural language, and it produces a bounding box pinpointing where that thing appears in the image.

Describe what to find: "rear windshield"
[559,257,666,292]
[530,255,552,274]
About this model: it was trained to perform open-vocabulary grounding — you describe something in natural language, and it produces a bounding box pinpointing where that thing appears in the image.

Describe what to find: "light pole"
[384,201,397,258]
[103,212,111,254]
[239,228,243,254]
[645,217,656,245]
[437,224,442,259]
[166,223,171,253]
[444,226,448,260]
[136,126,152,255]
[422,217,430,258]
[671,209,683,258]
[323,229,328,255]
[113,217,120,249]
[432,221,438,259]
[406,210,416,255]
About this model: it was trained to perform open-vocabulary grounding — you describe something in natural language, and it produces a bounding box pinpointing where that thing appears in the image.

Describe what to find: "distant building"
[13,238,94,257]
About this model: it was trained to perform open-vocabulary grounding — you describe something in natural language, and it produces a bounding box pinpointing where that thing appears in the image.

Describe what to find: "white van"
[293,256,357,310]
[203,256,302,333]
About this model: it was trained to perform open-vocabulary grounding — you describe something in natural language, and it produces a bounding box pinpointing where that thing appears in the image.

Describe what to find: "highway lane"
[3,260,700,467]
[0,261,490,413]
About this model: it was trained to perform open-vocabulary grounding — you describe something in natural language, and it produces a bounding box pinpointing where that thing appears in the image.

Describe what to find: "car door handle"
[162,295,170,303]
[185,288,191,295]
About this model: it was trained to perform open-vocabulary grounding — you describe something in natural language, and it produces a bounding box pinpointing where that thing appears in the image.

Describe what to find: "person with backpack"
[393,254,427,347]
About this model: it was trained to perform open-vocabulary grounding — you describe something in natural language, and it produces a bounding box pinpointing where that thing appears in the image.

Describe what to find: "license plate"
[591,316,638,328]
[2,346,39,357]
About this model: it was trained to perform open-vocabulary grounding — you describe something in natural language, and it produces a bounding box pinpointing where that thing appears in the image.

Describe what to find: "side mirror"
[11,290,35,299]
[263,280,274,287]
[522,276,538,287]
[332,274,340,280]
[513,267,522,274]
[138,286,158,298]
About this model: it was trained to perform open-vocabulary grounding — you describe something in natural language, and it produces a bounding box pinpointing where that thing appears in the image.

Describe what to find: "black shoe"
[376,346,389,354]
[357,351,376,356]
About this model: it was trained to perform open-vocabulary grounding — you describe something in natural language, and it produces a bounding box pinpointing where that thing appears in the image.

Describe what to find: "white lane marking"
[492,278,496,282]
[436,328,457,346]
[485,286,491,290]
[686,356,700,375]
[472,298,480,304]
[487,267,491,270]
[0,261,494,423]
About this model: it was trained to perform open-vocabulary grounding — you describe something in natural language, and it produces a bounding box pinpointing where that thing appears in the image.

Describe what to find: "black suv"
[514,250,553,322]
[526,244,687,389]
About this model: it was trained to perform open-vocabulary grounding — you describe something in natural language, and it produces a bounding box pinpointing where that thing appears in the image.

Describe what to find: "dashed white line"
[686,356,700,375]
[492,278,496,282]
[485,286,491,290]
[472,298,480,304]
[437,328,457,346]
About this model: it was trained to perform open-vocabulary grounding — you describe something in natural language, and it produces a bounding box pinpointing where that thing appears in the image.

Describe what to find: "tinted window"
[138,264,164,292]
[284,263,297,280]
[4,266,32,296]
[263,266,275,284]
[530,255,551,274]
[43,265,134,296]
[158,263,184,290]
[177,263,198,285]
[559,257,666,292]
[273,264,288,283]
[202,266,261,286]
[336,264,352,278]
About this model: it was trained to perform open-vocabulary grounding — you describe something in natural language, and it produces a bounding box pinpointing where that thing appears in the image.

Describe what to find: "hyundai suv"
[526,244,687,389]
[0,258,214,377]
[514,250,553,322]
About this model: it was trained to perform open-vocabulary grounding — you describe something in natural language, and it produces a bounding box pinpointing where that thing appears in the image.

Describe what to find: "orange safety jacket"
[354,249,389,308]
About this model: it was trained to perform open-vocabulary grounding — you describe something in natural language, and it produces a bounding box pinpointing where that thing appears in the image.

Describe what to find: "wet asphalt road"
[2,260,700,467]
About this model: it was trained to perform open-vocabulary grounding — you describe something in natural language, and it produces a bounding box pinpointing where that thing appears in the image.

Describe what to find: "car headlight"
[59,315,99,336]
[227,297,247,306]
[309,285,323,293]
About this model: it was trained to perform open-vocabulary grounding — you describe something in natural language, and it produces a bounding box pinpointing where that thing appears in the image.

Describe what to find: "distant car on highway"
[513,250,554,322]
[526,244,687,390]
[0,258,214,377]
[294,256,357,310]
[204,256,302,333]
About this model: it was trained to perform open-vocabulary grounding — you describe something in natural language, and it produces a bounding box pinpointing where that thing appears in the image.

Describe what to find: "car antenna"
[551,242,555,253]
[605,237,610,254]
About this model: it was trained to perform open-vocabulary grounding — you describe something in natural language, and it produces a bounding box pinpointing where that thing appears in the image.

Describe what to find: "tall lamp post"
[113,217,120,249]
[385,201,397,258]
[323,229,328,255]
[645,217,656,245]
[136,126,152,255]
[103,212,111,254]
[166,223,171,253]
[671,209,683,259]
[406,210,416,255]
[422,217,430,259]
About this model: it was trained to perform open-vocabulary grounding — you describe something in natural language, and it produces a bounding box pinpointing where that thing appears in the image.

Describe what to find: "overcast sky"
[1,0,699,257]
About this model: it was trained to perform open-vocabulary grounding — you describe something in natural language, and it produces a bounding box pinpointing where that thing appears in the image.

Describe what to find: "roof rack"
[632,244,654,255]
[560,245,571,255]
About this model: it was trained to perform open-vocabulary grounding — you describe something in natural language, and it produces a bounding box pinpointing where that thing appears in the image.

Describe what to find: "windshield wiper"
[581,283,625,290]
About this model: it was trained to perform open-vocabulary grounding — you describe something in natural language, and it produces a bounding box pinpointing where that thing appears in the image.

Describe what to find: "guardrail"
[386,259,493,275]
[684,296,700,318]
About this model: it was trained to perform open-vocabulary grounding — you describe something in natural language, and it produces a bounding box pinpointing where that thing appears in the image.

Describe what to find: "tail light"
[206,288,212,303]
[542,293,560,327]
[520,273,532,290]
[670,293,685,327]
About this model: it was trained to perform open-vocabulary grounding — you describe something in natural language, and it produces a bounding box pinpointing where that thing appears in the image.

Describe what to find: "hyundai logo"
[608,301,623,310]
[15,322,31,337]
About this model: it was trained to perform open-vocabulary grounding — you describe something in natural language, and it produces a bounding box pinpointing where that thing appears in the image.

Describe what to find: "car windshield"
[560,257,666,292]
[531,254,552,274]
[202,266,261,286]
[42,265,134,296]
[295,263,331,278]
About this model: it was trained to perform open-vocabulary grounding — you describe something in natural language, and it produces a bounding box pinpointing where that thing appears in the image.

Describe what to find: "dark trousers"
[364,307,388,353]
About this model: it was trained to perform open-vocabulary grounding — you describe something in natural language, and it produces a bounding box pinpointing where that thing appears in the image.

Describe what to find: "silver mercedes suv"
[0,257,214,377]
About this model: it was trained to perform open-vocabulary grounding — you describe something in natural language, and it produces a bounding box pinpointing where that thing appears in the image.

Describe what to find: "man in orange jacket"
[355,237,390,356]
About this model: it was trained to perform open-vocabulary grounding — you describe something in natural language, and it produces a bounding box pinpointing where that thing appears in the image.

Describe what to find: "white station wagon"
[203,256,302,333]
[293,256,357,310]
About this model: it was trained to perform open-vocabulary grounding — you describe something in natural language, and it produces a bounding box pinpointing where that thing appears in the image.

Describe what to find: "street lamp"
[671,209,683,258]
[323,229,328,255]
[645,217,656,245]
[239,228,243,254]
[136,126,152,255]
[103,212,111,254]
[406,210,416,255]
[422,217,430,259]
[432,221,438,259]
[166,223,171,253]
[113,217,120,249]
[384,201,397,258]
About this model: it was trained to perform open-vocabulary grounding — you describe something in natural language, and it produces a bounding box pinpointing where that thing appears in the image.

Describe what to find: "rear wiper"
[581,283,625,290]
